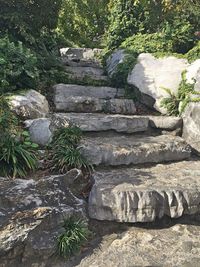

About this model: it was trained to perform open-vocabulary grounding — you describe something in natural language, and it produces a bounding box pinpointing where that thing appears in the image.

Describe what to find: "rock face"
[89,160,200,223]
[106,49,126,77]
[127,53,188,113]
[51,113,149,133]
[77,224,200,267]
[54,96,136,114]
[53,84,124,103]
[182,102,200,154]
[25,118,52,146]
[9,90,49,119]
[148,116,183,130]
[186,59,200,86]
[0,170,85,267]
[60,47,102,60]
[81,135,191,166]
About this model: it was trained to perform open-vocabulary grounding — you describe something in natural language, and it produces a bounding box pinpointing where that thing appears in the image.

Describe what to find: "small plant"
[56,217,90,258]
[48,125,93,173]
[161,71,200,116]
[0,132,38,178]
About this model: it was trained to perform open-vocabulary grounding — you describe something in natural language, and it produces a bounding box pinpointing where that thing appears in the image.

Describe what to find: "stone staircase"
[53,48,200,223]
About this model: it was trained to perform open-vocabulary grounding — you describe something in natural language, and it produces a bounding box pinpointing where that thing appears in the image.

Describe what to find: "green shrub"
[161,71,200,116]
[0,37,39,93]
[186,41,200,63]
[56,217,90,258]
[48,126,93,173]
[0,132,38,178]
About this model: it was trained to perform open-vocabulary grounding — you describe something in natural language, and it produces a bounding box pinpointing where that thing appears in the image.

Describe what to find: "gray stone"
[127,53,188,113]
[80,135,191,166]
[76,224,200,267]
[89,160,199,223]
[0,169,86,267]
[186,59,200,87]
[25,118,52,146]
[51,113,149,133]
[182,102,200,154]
[65,66,108,81]
[60,47,102,60]
[9,90,49,120]
[54,96,136,114]
[106,49,126,77]
[148,115,183,130]
[53,84,125,103]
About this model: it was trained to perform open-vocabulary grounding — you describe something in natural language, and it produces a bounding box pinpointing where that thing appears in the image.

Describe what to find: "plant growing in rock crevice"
[48,125,93,173]
[56,217,90,258]
[161,70,200,116]
[0,96,39,178]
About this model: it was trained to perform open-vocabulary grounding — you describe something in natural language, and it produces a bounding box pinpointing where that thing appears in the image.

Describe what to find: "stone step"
[89,159,199,223]
[65,66,108,81]
[54,96,136,114]
[80,135,191,166]
[51,113,149,133]
[53,84,124,101]
[60,47,102,61]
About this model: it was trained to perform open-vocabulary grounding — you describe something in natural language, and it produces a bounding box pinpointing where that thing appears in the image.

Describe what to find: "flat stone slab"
[54,96,136,114]
[51,113,149,133]
[65,66,108,81]
[77,224,200,267]
[148,115,183,130]
[81,135,191,166]
[53,84,124,102]
[60,47,102,60]
[89,160,200,223]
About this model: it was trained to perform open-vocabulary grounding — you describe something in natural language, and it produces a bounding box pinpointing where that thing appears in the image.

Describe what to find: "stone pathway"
[54,48,200,224]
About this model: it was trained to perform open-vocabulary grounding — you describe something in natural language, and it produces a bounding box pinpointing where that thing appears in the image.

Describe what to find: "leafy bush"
[48,126,93,173]
[0,96,38,178]
[0,37,39,93]
[0,131,38,178]
[161,71,200,116]
[58,0,110,47]
[186,41,200,63]
[56,217,90,258]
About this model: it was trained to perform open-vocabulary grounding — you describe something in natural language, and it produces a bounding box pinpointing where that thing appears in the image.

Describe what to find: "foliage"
[48,126,93,173]
[161,71,200,116]
[0,37,39,93]
[56,217,90,258]
[0,96,38,178]
[0,0,62,43]
[0,131,38,178]
[106,0,197,52]
[186,41,200,63]
[58,0,110,47]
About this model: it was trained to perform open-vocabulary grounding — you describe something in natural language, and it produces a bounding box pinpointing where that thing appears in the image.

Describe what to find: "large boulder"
[9,90,49,120]
[77,224,200,267]
[186,59,200,87]
[128,53,188,113]
[182,102,200,154]
[0,169,86,267]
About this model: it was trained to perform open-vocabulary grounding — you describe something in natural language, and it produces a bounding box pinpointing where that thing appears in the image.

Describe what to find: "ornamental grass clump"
[56,217,90,258]
[48,126,93,173]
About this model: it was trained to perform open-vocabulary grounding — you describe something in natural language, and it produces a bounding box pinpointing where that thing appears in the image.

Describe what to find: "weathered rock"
[148,116,183,131]
[77,224,200,267]
[182,102,200,154]
[106,49,126,77]
[9,90,49,120]
[89,160,199,223]
[54,96,136,114]
[0,169,85,267]
[51,113,149,133]
[80,135,191,166]
[194,69,200,92]
[53,84,124,102]
[186,59,200,86]
[25,118,52,146]
[60,47,102,60]
[65,66,108,81]
[127,53,188,113]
